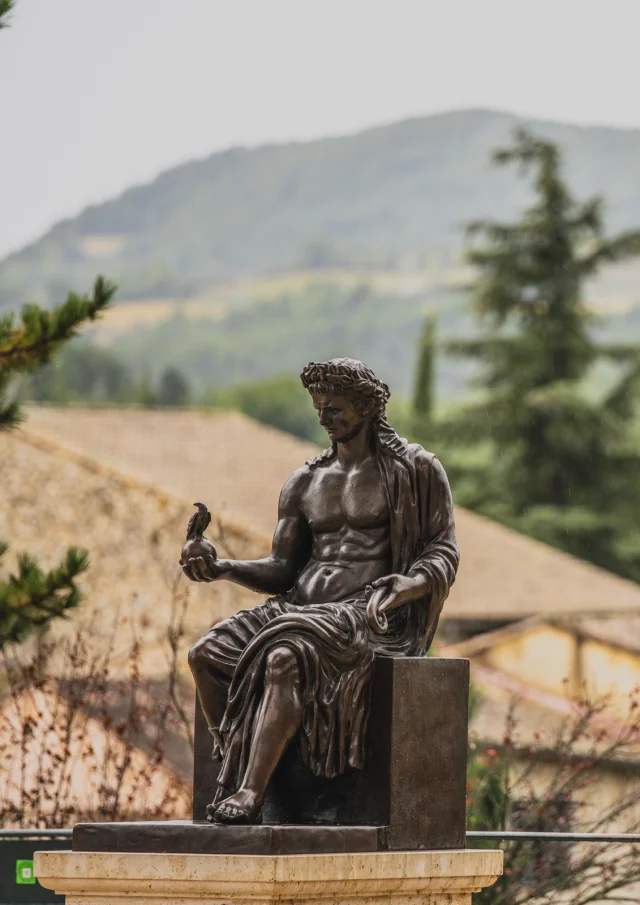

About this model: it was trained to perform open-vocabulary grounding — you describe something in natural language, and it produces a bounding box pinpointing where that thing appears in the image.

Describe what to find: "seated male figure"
[183,358,459,824]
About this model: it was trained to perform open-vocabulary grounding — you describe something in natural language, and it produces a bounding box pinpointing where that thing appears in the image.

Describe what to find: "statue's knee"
[188,638,209,673]
[189,619,229,673]
[265,646,298,684]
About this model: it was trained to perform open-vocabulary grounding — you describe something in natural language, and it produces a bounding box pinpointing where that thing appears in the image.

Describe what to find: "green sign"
[16,859,36,885]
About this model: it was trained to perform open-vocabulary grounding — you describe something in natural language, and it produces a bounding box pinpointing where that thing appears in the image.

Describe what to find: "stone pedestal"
[193,656,470,851]
[35,848,502,905]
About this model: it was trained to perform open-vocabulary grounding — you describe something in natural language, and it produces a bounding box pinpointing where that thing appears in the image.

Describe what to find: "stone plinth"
[35,848,502,905]
[194,656,470,851]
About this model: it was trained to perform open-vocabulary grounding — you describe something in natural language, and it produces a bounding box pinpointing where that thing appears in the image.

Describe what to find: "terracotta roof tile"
[22,406,640,621]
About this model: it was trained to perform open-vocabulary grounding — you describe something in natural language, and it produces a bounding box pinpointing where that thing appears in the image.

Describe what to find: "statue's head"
[300,358,391,444]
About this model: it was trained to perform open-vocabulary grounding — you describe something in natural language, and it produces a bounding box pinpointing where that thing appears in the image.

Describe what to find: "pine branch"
[0,275,116,373]
[0,276,116,430]
[578,229,640,276]
[0,372,22,431]
[569,197,604,235]
[446,335,514,360]
[466,220,521,241]
[597,342,640,362]
[0,398,22,431]
[601,359,640,418]
[0,0,14,29]
[493,127,560,171]
[0,546,90,648]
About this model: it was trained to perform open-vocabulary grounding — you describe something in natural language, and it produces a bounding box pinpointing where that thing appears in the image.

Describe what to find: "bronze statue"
[182,358,459,825]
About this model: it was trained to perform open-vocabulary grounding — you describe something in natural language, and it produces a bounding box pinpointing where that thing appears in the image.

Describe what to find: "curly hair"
[299,358,391,422]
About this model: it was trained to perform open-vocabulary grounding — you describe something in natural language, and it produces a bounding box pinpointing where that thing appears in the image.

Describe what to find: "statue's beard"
[326,420,369,445]
[308,415,407,470]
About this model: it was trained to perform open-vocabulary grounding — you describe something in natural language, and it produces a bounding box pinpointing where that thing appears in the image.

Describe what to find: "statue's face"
[311,392,370,443]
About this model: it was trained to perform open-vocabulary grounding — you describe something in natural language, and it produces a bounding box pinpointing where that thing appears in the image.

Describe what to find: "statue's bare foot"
[208,789,262,824]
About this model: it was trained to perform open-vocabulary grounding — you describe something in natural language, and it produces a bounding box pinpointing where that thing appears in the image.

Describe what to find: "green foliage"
[204,374,325,444]
[466,683,509,841]
[0,275,115,370]
[0,277,114,647]
[466,750,508,838]
[110,282,471,399]
[466,693,640,905]
[0,27,115,642]
[25,334,319,442]
[28,337,131,403]
[0,276,116,427]
[412,314,436,419]
[133,369,158,407]
[0,545,89,648]
[24,339,193,409]
[157,366,190,406]
[428,129,640,580]
[0,0,13,29]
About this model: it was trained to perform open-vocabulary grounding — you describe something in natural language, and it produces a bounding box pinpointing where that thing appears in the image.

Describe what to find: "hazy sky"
[1,0,639,258]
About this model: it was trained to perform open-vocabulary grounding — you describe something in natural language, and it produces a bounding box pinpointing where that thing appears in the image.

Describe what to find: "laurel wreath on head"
[300,358,391,421]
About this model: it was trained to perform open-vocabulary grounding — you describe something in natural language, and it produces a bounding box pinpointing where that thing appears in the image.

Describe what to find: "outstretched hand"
[180,554,225,583]
[365,573,427,634]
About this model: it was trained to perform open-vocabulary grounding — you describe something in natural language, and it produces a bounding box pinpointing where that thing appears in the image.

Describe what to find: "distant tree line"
[203,375,325,444]
[22,340,324,443]
[25,340,191,407]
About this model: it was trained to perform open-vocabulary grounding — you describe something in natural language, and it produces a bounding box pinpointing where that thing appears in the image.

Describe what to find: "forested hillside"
[2,109,640,304]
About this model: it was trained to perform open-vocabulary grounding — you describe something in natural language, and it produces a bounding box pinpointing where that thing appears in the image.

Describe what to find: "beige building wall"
[510,759,640,830]
[582,640,640,703]
[475,625,640,711]
[480,626,577,696]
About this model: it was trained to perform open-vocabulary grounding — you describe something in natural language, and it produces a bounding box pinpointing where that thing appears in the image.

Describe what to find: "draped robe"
[193,434,459,800]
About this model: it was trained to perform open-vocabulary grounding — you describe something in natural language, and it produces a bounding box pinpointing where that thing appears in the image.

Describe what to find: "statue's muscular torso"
[292,456,391,604]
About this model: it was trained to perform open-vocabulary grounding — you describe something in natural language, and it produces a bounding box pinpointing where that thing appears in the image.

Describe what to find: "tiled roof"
[23,406,640,621]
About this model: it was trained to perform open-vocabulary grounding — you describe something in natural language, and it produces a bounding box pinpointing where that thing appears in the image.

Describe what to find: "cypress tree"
[413,313,437,420]
[445,128,640,578]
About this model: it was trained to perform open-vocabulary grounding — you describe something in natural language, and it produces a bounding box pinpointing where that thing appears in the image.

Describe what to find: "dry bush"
[469,689,640,905]
[0,583,194,828]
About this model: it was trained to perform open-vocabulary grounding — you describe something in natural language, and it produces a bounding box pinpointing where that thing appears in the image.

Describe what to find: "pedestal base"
[193,657,470,852]
[72,820,387,854]
[35,849,503,905]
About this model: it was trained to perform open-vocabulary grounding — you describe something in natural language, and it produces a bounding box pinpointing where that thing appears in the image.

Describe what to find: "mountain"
[2,109,640,305]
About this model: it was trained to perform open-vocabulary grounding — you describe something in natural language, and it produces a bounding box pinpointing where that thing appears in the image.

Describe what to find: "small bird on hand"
[181,501,218,564]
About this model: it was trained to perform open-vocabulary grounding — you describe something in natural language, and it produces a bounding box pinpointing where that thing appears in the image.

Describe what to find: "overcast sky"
[1,0,639,258]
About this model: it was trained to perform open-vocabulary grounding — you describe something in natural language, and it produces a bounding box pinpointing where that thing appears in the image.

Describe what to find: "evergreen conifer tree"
[0,0,13,28]
[412,313,437,420]
[157,366,190,407]
[443,128,640,578]
[0,278,116,646]
[0,4,116,645]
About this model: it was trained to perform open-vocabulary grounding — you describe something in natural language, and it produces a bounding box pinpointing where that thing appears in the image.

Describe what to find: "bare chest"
[302,461,389,534]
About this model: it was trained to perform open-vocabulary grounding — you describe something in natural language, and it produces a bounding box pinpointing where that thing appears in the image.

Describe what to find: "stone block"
[193,655,470,851]
[35,848,503,905]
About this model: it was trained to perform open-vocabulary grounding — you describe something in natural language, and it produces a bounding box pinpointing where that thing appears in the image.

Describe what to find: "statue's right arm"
[182,468,312,595]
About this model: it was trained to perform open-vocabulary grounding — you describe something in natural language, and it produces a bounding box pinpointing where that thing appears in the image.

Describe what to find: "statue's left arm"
[366,453,459,627]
